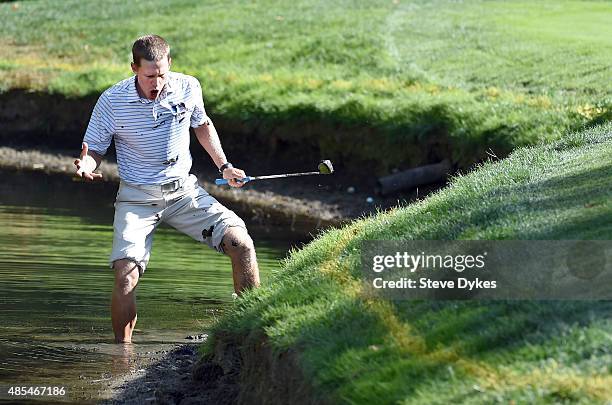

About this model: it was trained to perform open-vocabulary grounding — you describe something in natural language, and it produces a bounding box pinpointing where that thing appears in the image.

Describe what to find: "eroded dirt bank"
[99,333,327,405]
[0,145,422,237]
[0,89,447,233]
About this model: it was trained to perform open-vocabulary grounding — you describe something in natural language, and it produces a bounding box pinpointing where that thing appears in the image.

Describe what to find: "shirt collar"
[165,73,175,94]
[126,76,141,103]
[126,72,175,103]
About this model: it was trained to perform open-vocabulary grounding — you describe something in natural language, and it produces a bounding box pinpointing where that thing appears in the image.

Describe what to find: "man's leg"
[221,227,260,294]
[161,178,260,293]
[111,259,140,343]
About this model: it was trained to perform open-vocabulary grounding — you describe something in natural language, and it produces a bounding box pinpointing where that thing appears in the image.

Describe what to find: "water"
[0,171,294,403]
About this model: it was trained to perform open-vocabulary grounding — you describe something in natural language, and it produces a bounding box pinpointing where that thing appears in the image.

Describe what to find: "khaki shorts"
[109,174,246,274]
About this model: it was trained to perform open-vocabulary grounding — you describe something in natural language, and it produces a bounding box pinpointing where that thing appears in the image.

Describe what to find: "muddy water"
[0,172,293,403]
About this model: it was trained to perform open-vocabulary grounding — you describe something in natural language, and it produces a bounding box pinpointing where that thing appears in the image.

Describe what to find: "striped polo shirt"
[83,72,209,185]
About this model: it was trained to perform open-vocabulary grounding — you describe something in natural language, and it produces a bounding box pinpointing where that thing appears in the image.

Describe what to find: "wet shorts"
[109,174,247,274]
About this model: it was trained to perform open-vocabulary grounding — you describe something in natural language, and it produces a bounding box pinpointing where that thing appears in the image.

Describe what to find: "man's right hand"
[74,142,102,181]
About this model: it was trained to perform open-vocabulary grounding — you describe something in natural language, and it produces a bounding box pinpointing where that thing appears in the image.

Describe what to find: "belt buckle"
[161,179,180,192]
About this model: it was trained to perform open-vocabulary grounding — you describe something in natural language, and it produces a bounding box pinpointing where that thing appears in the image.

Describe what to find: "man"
[74,34,260,344]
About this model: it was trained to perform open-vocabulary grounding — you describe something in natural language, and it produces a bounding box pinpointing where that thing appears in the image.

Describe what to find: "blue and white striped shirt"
[83,72,209,184]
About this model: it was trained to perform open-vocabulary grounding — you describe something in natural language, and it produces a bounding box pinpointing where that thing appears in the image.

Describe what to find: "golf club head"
[318,160,334,174]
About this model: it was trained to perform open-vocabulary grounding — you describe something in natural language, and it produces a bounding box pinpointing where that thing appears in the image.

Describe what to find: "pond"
[0,170,296,403]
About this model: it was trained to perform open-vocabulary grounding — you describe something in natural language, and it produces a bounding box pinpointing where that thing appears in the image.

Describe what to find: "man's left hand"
[223,167,247,188]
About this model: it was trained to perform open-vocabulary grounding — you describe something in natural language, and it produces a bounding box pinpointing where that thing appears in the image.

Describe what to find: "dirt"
[98,343,239,405]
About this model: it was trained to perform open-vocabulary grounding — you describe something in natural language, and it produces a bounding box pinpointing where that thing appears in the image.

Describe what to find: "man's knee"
[113,259,140,294]
[221,227,255,257]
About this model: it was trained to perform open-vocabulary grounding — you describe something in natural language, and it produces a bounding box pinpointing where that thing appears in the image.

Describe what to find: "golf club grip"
[215,176,251,185]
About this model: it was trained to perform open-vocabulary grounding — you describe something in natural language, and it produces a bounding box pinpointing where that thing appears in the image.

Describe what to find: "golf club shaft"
[215,171,321,185]
[254,171,320,180]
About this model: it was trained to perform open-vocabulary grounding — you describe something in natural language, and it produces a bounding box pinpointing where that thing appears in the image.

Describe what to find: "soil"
[98,342,239,405]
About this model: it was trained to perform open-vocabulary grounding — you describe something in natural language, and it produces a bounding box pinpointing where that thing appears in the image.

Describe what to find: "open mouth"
[151,90,159,97]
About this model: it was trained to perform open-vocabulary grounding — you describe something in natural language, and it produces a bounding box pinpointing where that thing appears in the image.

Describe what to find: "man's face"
[131,56,171,100]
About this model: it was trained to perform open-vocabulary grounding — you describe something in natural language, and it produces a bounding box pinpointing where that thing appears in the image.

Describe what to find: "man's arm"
[74,142,103,181]
[76,91,114,181]
[193,120,246,188]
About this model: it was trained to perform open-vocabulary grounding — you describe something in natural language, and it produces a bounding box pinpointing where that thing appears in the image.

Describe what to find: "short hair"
[132,35,170,65]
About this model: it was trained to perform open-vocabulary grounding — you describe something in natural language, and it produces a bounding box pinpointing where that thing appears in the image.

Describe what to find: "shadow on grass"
[393,300,612,356]
[432,161,611,240]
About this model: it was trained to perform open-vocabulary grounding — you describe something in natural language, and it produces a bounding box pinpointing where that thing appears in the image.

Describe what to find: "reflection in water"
[0,173,292,403]
[110,344,136,376]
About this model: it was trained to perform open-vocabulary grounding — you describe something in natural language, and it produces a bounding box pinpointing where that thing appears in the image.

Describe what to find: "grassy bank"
[2,0,611,172]
[205,123,612,404]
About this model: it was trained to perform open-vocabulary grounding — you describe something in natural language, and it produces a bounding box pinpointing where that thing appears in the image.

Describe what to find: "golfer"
[73,35,260,344]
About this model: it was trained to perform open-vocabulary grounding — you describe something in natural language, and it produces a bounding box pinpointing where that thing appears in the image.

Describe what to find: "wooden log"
[376,160,451,196]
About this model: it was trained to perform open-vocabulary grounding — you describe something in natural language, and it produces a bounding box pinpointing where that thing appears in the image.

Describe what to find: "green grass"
[207,122,612,404]
[1,0,611,171]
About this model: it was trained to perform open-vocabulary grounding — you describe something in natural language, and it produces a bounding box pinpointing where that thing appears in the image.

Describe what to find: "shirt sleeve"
[83,92,115,155]
[189,77,210,128]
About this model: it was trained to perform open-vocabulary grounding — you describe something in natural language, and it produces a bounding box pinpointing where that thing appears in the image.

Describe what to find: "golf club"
[215,160,334,186]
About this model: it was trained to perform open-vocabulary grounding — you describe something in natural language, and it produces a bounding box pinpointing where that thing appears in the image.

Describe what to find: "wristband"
[218,162,233,174]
